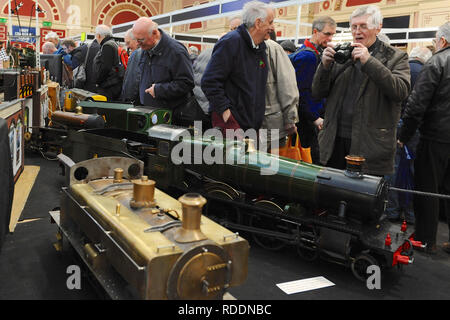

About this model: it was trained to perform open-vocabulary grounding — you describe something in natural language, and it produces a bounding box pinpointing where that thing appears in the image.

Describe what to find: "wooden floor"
[9,165,40,232]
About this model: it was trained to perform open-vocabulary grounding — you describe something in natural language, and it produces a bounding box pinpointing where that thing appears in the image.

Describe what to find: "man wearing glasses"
[289,16,336,164]
[312,5,410,177]
[398,22,450,255]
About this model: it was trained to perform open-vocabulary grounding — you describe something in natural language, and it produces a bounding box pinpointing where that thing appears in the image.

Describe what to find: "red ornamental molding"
[346,0,382,6]
[97,0,158,25]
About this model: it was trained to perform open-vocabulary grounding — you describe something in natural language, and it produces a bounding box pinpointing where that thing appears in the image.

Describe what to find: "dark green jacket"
[312,41,410,175]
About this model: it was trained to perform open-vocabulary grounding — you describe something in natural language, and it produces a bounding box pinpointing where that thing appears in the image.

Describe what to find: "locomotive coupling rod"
[389,186,450,200]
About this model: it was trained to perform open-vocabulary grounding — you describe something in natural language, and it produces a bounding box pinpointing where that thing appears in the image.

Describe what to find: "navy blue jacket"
[289,39,324,123]
[408,60,423,89]
[139,30,194,109]
[121,48,142,102]
[201,24,268,130]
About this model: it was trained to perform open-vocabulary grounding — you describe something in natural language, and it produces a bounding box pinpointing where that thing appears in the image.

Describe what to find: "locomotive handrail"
[389,186,450,200]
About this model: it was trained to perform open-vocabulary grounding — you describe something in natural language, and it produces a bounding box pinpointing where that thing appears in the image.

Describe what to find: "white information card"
[276,276,335,295]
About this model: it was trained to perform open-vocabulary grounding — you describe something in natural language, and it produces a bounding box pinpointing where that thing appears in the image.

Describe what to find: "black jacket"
[94,36,122,89]
[138,30,194,109]
[399,46,450,144]
[0,119,14,252]
[84,40,101,92]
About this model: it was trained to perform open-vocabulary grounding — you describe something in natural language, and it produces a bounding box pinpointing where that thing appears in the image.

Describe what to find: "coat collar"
[146,29,165,57]
[100,35,113,46]
[237,24,266,53]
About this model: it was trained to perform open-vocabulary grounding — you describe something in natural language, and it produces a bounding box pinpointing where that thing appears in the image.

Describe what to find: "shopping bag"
[299,145,312,164]
[278,134,302,161]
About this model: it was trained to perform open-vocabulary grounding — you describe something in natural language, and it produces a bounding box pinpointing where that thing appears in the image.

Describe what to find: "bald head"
[132,17,160,50]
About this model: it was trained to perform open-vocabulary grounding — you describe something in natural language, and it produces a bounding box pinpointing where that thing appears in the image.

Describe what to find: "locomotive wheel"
[249,200,287,251]
[204,182,241,224]
[351,253,379,282]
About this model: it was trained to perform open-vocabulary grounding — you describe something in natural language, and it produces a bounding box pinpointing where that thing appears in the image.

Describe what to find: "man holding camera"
[312,5,410,176]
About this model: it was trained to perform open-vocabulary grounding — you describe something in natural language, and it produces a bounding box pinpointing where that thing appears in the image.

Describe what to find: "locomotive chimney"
[174,193,207,243]
[344,155,365,179]
[130,175,156,208]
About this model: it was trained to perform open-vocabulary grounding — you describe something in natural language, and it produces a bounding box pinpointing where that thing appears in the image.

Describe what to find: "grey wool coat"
[312,40,410,175]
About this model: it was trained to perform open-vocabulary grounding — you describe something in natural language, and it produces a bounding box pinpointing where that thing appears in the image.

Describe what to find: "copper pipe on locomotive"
[50,106,105,129]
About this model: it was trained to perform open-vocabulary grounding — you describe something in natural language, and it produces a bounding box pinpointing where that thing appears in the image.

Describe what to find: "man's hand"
[145,84,156,98]
[322,45,336,70]
[397,139,404,148]
[222,109,231,122]
[351,43,371,65]
[285,123,297,135]
[314,117,324,130]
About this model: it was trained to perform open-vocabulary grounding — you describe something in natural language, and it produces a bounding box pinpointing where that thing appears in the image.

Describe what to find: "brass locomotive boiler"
[57,156,249,300]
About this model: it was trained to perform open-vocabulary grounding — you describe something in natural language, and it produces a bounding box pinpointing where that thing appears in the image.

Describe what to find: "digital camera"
[334,42,354,64]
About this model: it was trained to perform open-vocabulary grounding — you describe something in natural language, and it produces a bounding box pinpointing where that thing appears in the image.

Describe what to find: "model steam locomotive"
[53,156,249,299]
[55,122,421,281]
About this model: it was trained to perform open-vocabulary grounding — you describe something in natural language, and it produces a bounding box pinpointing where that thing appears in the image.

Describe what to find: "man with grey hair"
[93,24,123,99]
[121,27,142,102]
[201,0,274,134]
[188,46,199,63]
[312,4,410,176]
[131,17,195,125]
[398,22,450,254]
[45,32,60,49]
[124,29,138,54]
[42,41,56,54]
[45,31,72,66]
[289,15,336,164]
[228,15,242,31]
[408,47,432,88]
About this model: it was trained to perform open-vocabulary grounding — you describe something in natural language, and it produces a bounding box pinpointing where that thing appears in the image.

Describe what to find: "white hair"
[436,22,450,42]
[95,25,112,37]
[125,28,135,40]
[242,1,272,29]
[409,47,432,63]
[350,5,383,29]
[44,31,59,40]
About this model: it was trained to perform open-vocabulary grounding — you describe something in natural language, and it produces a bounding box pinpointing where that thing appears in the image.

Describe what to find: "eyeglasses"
[432,38,437,46]
[320,31,336,37]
